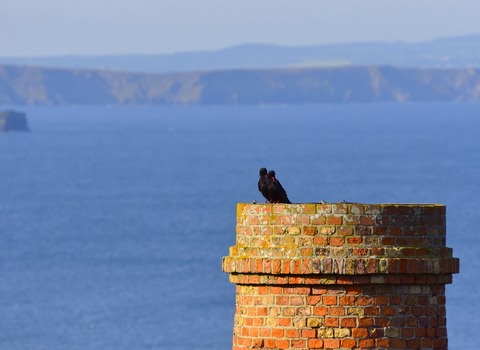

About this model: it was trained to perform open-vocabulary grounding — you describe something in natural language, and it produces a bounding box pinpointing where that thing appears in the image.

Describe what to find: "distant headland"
[0,110,30,132]
[1,64,480,105]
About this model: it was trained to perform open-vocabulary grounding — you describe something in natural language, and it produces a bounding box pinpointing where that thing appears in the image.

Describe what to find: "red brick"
[376,338,390,348]
[330,237,345,246]
[252,339,264,348]
[330,307,346,316]
[311,216,326,225]
[369,328,384,338]
[337,276,354,284]
[347,237,362,244]
[291,296,303,306]
[313,307,328,316]
[346,286,362,295]
[374,317,389,327]
[383,237,395,245]
[415,327,426,337]
[407,317,418,327]
[258,286,269,295]
[304,226,318,235]
[340,296,355,305]
[272,328,284,338]
[359,216,374,225]
[337,225,353,236]
[259,328,270,337]
[292,340,306,348]
[322,296,337,305]
[312,287,327,294]
[308,339,323,348]
[281,215,295,225]
[373,296,388,305]
[389,295,402,305]
[286,329,299,338]
[253,318,264,326]
[277,340,289,349]
[307,296,321,305]
[358,317,373,327]
[249,327,259,337]
[270,286,282,294]
[412,307,424,316]
[256,307,268,316]
[422,338,433,348]
[407,339,421,348]
[402,328,415,338]
[342,339,357,349]
[297,215,310,225]
[274,276,288,284]
[358,339,375,348]
[324,317,339,327]
[326,215,342,225]
[381,307,396,316]
[292,260,301,274]
[289,277,303,284]
[355,296,372,306]
[365,307,379,316]
[313,237,328,245]
[273,259,282,274]
[353,248,368,256]
[391,339,407,349]
[301,329,316,338]
[352,328,368,337]
[323,339,340,348]
[305,277,321,284]
[341,318,357,327]
[264,339,276,348]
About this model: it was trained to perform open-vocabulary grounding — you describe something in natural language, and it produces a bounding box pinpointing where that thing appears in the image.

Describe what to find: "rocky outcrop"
[0,110,30,132]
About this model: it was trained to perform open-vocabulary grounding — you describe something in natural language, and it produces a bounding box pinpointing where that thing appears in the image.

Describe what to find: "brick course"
[223,203,459,350]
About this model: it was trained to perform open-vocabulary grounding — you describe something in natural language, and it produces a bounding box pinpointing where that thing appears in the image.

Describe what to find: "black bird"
[258,167,271,202]
[267,170,291,204]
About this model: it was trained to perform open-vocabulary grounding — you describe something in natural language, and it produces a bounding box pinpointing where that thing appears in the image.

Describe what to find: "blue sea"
[0,103,479,350]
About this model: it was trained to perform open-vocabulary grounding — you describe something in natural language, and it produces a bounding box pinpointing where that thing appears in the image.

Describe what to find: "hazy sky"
[2,0,480,57]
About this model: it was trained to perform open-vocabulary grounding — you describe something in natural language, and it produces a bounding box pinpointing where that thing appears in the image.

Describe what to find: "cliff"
[0,110,29,132]
[1,64,480,105]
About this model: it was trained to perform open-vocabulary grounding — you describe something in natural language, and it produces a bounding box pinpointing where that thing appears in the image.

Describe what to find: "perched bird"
[267,170,291,204]
[258,167,271,202]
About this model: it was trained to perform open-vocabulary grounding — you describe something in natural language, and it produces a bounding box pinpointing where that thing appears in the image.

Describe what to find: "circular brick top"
[222,203,459,277]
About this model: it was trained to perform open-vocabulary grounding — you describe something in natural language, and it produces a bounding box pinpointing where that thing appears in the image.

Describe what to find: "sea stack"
[0,110,30,132]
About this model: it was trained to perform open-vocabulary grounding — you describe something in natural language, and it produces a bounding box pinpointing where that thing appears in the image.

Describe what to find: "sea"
[0,103,478,350]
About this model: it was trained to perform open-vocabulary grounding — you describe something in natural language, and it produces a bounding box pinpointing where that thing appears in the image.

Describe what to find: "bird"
[267,170,291,204]
[258,167,271,203]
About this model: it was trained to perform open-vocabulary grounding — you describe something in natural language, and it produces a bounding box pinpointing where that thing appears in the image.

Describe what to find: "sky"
[2,0,480,57]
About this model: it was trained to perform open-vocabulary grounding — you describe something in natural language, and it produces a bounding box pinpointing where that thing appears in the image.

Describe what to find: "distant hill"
[1,64,480,105]
[1,34,480,74]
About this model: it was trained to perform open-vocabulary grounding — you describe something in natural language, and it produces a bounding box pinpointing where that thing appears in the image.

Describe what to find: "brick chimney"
[222,203,459,350]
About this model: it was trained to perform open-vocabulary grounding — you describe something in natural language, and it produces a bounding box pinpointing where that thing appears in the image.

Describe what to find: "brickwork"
[222,203,459,350]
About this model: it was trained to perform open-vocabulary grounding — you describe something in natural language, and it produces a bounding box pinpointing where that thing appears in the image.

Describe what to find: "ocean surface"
[0,103,478,350]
